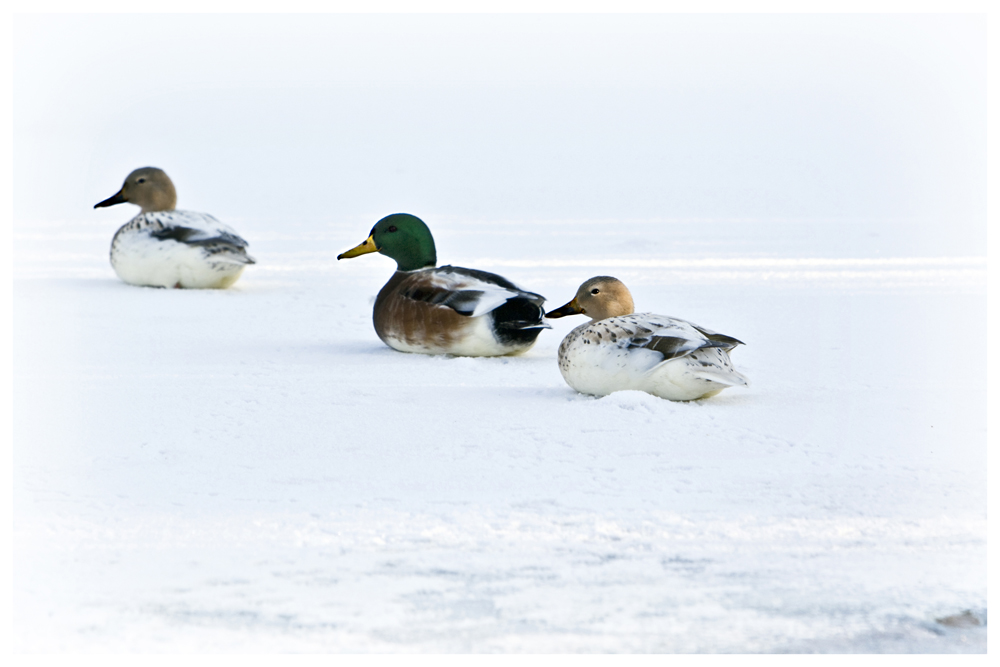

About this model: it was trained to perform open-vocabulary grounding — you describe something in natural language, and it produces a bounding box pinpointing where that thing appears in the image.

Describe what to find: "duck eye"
[591,288,600,295]
[137,178,146,183]
[387,225,398,233]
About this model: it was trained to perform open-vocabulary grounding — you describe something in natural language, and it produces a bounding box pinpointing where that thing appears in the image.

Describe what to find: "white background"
[11,8,990,654]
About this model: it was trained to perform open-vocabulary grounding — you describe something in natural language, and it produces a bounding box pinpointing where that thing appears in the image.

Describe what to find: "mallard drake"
[545,276,749,400]
[94,167,255,288]
[337,213,549,356]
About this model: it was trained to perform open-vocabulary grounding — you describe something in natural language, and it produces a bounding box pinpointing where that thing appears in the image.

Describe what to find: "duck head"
[94,167,177,214]
[545,276,636,321]
[337,213,437,272]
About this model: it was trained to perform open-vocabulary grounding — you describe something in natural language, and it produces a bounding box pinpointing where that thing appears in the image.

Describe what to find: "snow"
[11,11,988,655]
[12,217,987,653]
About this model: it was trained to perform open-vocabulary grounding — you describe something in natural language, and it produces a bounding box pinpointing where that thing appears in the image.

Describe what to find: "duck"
[545,276,749,401]
[94,167,255,288]
[337,213,549,356]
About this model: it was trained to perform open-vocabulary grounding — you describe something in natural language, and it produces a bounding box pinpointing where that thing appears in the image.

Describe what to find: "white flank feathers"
[557,313,749,401]
[110,211,255,289]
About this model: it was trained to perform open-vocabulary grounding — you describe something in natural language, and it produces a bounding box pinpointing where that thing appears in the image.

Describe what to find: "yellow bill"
[337,235,379,260]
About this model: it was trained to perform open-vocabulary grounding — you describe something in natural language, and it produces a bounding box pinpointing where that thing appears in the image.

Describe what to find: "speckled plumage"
[556,313,748,400]
[109,211,255,289]
[546,276,748,401]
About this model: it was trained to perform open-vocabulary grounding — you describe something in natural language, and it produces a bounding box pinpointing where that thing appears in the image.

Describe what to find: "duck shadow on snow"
[574,388,755,409]
[57,276,260,296]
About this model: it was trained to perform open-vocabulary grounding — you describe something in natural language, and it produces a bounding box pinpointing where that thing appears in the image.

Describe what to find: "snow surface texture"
[13,217,986,653]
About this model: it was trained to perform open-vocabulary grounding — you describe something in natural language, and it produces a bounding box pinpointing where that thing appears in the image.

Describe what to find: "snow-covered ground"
[12,10,988,654]
[12,215,986,652]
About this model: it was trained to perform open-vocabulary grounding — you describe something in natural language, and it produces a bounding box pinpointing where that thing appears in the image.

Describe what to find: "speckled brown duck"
[338,213,549,356]
[546,276,749,400]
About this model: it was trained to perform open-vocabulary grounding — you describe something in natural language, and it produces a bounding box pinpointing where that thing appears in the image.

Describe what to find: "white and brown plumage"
[545,277,749,401]
[95,167,255,288]
[338,213,548,356]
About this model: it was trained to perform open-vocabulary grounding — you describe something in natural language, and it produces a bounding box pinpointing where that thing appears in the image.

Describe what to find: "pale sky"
[13,13,986,244]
